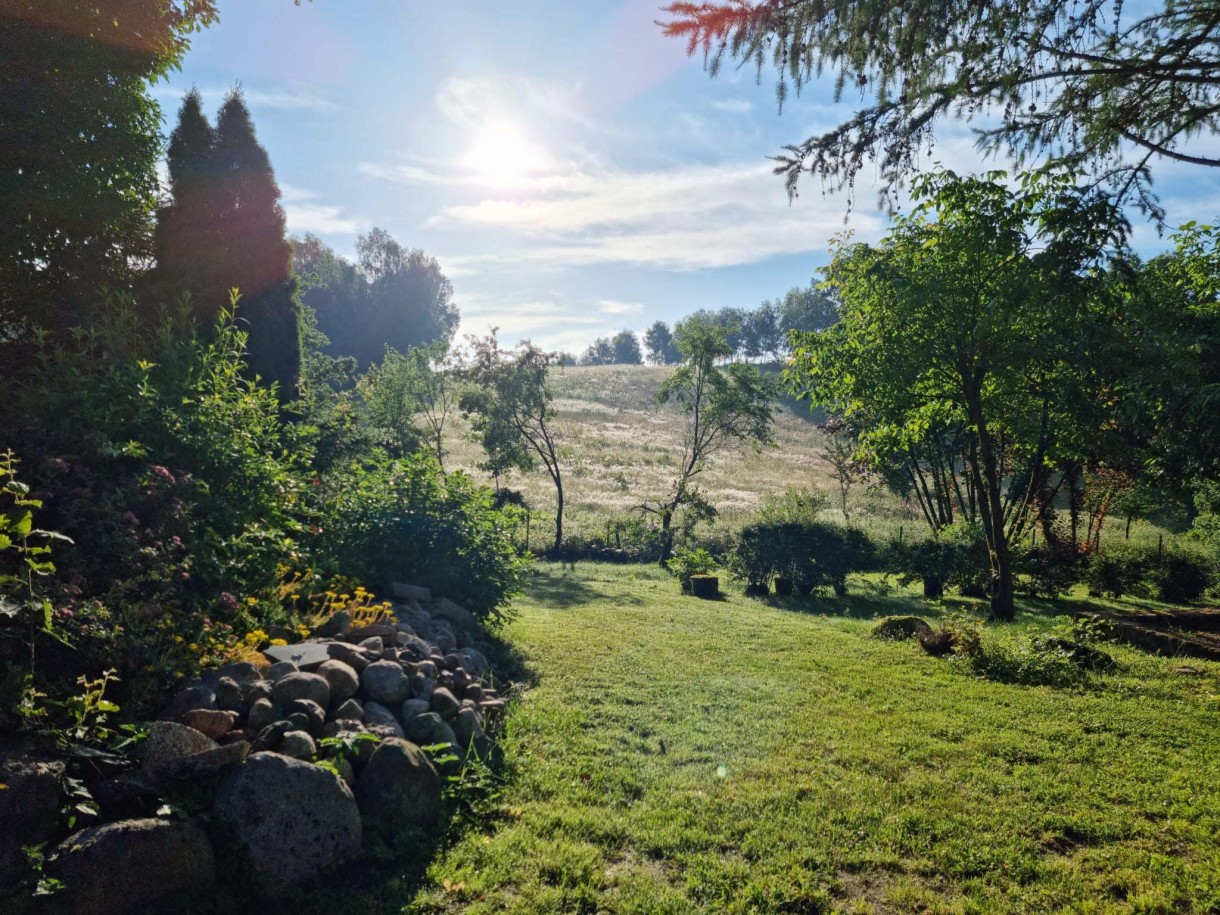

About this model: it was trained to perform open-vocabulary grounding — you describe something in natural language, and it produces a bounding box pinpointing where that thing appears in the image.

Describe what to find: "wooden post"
[525,511,531,554]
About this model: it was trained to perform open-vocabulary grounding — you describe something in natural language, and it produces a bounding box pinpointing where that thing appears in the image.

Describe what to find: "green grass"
[385,563,1220,915]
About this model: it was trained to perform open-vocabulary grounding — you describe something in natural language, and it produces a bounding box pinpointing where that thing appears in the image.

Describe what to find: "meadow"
[339,563,1220,914]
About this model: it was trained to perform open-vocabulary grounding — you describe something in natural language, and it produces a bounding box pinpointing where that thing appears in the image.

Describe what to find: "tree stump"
[690,575,719,599]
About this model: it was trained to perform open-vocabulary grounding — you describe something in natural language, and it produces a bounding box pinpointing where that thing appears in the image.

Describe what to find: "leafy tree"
[778,286,838,340]
[612,329,644,365]
[819,419,868,521]
[211,89,299,398]
[1,1,217,352]
[663,0,1220,217]
[648,316,777,561]
[358,341,459,470]
[462,334,566,552]
[743,302,781,361]
[788,170,1126,621]
[644,320,681,364]
[580,337,615,365]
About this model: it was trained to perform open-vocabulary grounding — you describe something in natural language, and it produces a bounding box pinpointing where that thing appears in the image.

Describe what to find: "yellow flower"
[245,596,258,606]
[269,638,287,647]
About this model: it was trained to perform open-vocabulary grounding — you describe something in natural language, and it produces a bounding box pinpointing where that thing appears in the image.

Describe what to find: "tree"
[743,302,780,361]
[580,337,615,365]
[778,286,838,341]
[1,1,217,353]
[612,329,643,365]
[355,229,459,369]
[788,169,1126,621]
[644,320,681,364]
[358,341,458,469]
[819,419,868,521]
[154,88,222,326]
[648,316,777,561]
[462,333,566,552]
[664,1,1220,218]
[211,89,299,398]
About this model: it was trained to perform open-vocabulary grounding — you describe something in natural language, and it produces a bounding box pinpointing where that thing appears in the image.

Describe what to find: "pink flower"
[122,511,139,528]
[219,592,238,610]
[171,535,183,548]
[151,465,175,483]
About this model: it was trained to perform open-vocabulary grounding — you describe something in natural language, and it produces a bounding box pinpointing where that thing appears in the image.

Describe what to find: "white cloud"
[426,160,880,271]
[598,299,645,315]
[278,185,365,235]
[155,85,335,112]
[708,99,754,114]
[436,76,595,130]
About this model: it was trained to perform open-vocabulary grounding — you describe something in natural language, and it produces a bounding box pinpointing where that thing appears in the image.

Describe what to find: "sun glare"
[464,121,545,187]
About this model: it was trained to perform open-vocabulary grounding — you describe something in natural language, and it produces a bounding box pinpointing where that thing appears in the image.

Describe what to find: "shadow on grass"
[521,564,612,609]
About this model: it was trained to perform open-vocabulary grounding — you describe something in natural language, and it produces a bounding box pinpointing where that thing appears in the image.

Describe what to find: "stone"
[279,730,317,760]
[457,647,490,677]
[312,609,351,639]
[333,698,364,721]
[142,721,219,782]
[150,742,250,786]
[215,661,263,686]
[354,739,442,835]
[361,660,410,705]
[286,698,326,735]
[400,636,433,660]
[451,707,484,750]
[363,701,405,739]
[480,698,508,723]
[430,687,461,720]
[251,720,293,753]
[465,683,483,703]
[391,582,432,603]
[431,596,477,629]
[316,659,360,703]
[272,671,331,709]
[416,659,439,680]
[247,697,277,731]
[286,712,313,733]
[89,776,161,822]
[213,752,361,895]
[422,619,457,653]
[0,754,64,884]
[320,718,367,741]
[159,682,216,721]
[45,818,215,915]
[357,636,385,653]
[245,679,274,703]
[404,712,457,750]
[179,708,240,740]
[348,623,399,643]
[401,698,430,721]
[214,676,245,714]
[266,660,299,682]
[327,641,374,673]
[264,641,331,670]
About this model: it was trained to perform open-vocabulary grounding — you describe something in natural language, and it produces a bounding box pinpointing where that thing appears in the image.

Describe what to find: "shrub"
[956,634,1113,688]
[1082,542,1148,599]
[729,520,875,597]
[1016,544,1082,598]
[871,615,934,641]
[890,521,988,598]
[666,547,718,593]
[1148,547,1213,604]
[319,454,527,624]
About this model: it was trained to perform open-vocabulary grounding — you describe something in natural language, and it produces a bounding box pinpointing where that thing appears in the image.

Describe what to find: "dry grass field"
[441,365,912,546]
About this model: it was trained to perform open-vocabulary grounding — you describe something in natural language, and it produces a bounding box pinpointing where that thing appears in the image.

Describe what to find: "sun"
[464,121,546,187]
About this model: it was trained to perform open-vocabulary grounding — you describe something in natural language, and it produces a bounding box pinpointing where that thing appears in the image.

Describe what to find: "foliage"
[1082,542,1148,599]
[730,520,875,596]
[788,169,1129,620]
[154,88,301,398]
[643,320,680,365]
[957,634,1110,690]
[1147,546,1214,604]
[756,486,830,526]
[891,521,989,598]
[2,295,313,715]
[0,0,218,353]
[461,333,566,552]
[293,231,458,372]
[319,454,527,624]
[665,547,718,593]
[648,316,777,559]
[359,341,459,467]
[663,0,1220,218]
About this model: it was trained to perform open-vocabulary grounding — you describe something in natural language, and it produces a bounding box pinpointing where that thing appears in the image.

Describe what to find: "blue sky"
[159,0,1220,354]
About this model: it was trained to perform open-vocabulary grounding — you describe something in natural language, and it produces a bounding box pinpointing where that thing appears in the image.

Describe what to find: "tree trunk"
[553,482,564,554]
[658,509,675,564]
[989,537,1015,622]
[922,575,944,599]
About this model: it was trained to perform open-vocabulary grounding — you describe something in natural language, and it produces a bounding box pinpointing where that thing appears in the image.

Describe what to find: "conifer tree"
[212,88,300,398]
[154,88,222,325]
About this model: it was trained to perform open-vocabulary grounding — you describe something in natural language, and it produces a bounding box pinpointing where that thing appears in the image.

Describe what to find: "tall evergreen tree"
[154,88,222,325]
[212,89,300,398]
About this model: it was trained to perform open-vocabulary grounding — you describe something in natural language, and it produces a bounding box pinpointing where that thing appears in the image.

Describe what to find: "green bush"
[889,521,988,598]
[666,547,718,593]
[1148,547,1213,604]
[729,521,875,597]
[1016,544,1082,598]
[1082,542,1212,604]
[1082,542,1148,599]
[957,635,1111,688]
[319,454,527,624]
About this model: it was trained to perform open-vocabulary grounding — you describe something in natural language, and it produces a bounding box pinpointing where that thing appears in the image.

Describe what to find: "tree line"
[574,286,839,366]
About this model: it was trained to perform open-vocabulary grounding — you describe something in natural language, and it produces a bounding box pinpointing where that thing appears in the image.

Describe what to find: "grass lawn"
[392,563,1218,914]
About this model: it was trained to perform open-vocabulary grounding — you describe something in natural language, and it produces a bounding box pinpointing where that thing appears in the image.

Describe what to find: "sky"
[158,0,1220,355]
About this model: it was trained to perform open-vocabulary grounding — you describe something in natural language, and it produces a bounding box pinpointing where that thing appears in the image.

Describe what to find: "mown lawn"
[401,563,1218,914]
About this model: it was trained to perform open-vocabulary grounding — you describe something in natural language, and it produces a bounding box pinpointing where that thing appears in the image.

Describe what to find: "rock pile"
[5,584,505,913]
